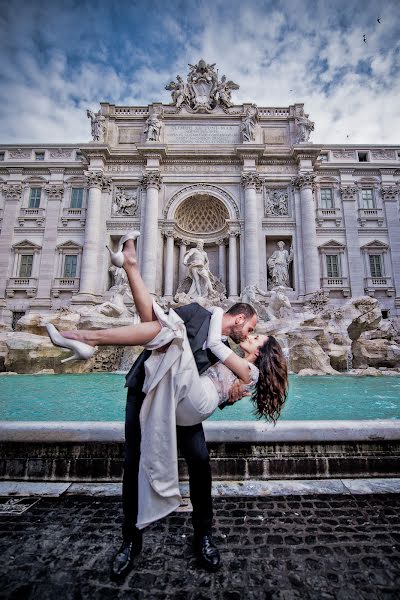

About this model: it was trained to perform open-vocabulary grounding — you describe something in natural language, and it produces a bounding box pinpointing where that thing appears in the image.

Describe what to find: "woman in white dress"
[47,233,288,528]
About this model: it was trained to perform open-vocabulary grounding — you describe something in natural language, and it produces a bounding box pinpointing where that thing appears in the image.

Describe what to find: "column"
[141,172,161,294]
[228,230,238,298]
[163,230,175,298]
[32,184,64,309]
[0,184,22,303]
[178,240,187,284]
[293,187,305,297]
[218,238,226,283]
[382,186,400,301]
[241,172,262,288]
[75,171,112,301]
[340,184,365,297]
[293,173,320,296]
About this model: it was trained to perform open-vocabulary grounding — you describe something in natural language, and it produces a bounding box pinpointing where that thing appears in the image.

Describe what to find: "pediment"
[12,239,42,250]
[318,239,345,249]
[360,240,389,250]
[56,240,82,250]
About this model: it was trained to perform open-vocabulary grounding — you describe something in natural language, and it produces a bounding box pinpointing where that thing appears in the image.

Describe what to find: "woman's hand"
[228,379,251,404]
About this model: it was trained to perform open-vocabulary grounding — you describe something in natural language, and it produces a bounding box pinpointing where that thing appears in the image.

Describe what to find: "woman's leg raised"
[62,320,161,347]
[122,239,155,323]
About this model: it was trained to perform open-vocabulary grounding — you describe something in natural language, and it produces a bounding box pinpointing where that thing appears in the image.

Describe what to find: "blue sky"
[0,0,399,144]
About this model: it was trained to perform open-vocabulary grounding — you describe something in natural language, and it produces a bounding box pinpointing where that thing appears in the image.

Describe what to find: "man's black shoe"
[193,534,221,571]
[110,536,143,583]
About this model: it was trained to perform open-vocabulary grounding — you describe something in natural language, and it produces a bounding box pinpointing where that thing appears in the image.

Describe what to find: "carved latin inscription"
[165,125,240,144]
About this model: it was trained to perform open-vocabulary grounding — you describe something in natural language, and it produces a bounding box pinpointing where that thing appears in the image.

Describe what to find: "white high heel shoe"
[46,323,97,364]
[106,230,141,268]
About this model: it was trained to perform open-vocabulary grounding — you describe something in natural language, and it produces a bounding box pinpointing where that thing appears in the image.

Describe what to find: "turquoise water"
[0,373,399,421]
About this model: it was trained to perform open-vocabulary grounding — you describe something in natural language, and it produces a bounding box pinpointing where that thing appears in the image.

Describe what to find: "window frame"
[28,187,42,208]
[361,188,375,209]
[320,188,334,209]
[34,151,45,161]
[19,254,34,278]
[63,254,78,278]
[70,187,84,209]
[326,254,341,278]
[369,254,383,278]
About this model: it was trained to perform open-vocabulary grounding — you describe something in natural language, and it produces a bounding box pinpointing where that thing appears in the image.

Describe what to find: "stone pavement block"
[0,495,400,599]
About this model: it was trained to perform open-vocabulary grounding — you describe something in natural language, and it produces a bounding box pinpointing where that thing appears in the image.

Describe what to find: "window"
[320,188,334,209]
[369,254,383,278]
[381,309,389,319]
[29,187,41,208]
[0,152,4,161]
[326,254,340,278]
[319,154,328,162]
[70,187,84,208]
[19,254,33,277]
[35,152,45,161]
[63,255,78,277]
[358,152,368,162]
[75,152,83,161]
[361,189,375,209]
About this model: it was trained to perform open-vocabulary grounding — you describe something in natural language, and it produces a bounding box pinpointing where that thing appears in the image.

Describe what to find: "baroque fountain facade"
[0,59,400,375]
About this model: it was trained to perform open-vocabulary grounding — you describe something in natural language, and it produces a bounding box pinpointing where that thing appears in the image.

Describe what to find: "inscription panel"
[118,127,142,144]
[165,125,240,144]
[263,127,288,145]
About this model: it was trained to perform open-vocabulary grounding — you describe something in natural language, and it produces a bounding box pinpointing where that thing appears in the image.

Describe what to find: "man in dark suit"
[111,301,257,581]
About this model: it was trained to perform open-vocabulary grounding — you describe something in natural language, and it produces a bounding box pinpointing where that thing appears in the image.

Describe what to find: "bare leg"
[62,321,161,347]
[122,239,155,322]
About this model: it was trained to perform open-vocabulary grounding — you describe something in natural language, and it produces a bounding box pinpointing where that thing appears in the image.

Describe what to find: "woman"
[47,232,288,527]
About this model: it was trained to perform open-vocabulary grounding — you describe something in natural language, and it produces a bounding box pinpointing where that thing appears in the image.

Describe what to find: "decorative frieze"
[8,149,31,159]
[141,171,162,190]
[332,150,356,159]
[49,148,73,159]
[292,172,316,189]
[371,150,396,160]
[241,172,263,190]
[264,189,289,216]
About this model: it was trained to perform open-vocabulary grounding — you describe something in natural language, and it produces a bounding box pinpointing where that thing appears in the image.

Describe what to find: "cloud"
[0,0,399,144]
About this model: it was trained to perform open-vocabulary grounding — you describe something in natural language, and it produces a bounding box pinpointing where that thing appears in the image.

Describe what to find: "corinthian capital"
[44,185,65,200]
[339,185,359,200]
[291,172,316,190]
[1,184,23,201]
[141,171,162,190]
[85,170,112,191]
[241,172,262,190]
[381,186,398,201]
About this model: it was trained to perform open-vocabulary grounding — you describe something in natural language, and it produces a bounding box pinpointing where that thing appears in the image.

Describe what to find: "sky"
[0,0,399,145]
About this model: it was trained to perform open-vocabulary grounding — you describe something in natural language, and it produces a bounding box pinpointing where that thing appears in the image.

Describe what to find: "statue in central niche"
[267,241,294,289]
[183,239,214,298]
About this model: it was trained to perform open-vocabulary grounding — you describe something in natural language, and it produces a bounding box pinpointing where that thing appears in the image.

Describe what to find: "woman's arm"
[207,307,252,384]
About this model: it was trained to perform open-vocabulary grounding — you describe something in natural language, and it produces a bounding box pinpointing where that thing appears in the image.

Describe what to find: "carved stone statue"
[86,109,106,142]
[241,105,258,142]
[295,110,315,143]
[94,266,137,319]
[183,240,214,298]
[215,75,239,108]
[144,112,162,142]
[165,59,240,112]
[267,241,294,288]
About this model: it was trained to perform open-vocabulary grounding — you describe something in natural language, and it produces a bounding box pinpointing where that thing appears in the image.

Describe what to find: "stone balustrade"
[6,277,38,298]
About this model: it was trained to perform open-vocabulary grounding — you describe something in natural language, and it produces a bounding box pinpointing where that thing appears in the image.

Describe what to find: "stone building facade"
[0,61,400,326]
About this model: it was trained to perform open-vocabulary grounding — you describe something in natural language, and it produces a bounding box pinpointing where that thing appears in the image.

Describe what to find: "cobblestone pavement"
[1,494,400,600]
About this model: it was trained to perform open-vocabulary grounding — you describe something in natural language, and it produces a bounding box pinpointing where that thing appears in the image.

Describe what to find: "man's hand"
[228,379,250,404]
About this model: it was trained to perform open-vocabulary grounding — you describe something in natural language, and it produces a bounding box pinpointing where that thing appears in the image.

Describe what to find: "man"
[111,302,257,581]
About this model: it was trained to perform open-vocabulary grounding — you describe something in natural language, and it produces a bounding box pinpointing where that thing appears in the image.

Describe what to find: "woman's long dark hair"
[253,335,288,424]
